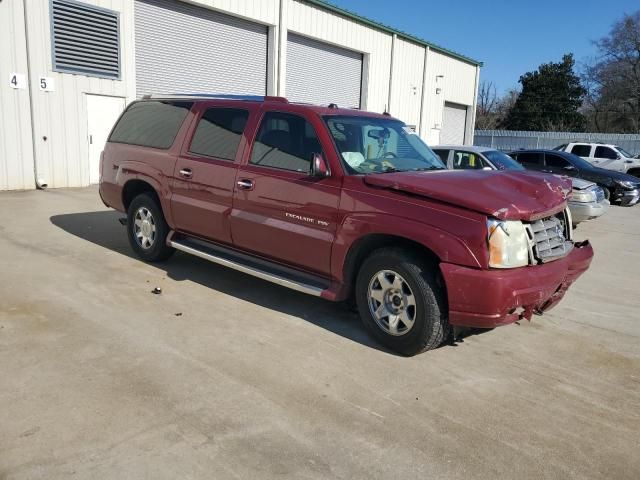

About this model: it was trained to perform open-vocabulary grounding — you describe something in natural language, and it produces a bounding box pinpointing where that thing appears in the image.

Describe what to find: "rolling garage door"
[441,102,468,145]
[286,33,362,108]
[134,0,268,97]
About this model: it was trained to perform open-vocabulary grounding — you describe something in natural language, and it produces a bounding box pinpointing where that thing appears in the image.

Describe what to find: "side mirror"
[310,153,330,178]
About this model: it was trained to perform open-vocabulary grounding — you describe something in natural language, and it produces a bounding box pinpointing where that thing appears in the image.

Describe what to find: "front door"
[86,94,125,184]
[593,145,624,171]
[170,103,253,244]
[230,110,341,276]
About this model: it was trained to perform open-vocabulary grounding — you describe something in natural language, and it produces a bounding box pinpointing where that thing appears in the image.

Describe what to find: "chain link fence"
[474,130,640,155]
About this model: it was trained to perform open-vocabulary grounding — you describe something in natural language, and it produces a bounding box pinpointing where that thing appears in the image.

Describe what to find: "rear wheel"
[127,193,174,262]
[355,248,448,356]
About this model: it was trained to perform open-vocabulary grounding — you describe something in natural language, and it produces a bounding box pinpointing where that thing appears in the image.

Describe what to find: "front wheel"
[355,248,449,356]
[126,193,175,262]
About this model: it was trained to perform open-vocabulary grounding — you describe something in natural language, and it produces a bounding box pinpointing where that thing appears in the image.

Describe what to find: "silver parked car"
[432,145,608,226]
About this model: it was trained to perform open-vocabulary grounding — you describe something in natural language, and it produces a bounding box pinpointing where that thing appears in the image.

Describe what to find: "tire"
[355,248,449,356]
[126,193,175,262]
[601,186,611,201]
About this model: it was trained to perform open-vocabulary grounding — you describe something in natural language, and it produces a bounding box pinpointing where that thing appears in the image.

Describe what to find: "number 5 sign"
[9,73,26,89]
[39,76,55,92]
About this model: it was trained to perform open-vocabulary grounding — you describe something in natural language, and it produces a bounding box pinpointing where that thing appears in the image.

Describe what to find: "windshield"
[485,150,524,171]
[324,116,445,174]
[617,146,633,158]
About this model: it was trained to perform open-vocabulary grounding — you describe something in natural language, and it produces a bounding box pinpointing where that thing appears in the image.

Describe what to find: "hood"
[571,178,595,190]
[363,170,570,221]
[586,167,640,185]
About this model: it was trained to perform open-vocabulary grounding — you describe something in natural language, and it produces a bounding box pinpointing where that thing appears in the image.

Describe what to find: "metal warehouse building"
[1,0,482,191]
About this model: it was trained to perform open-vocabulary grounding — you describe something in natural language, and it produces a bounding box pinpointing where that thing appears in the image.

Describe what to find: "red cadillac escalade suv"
[99,95,593,355]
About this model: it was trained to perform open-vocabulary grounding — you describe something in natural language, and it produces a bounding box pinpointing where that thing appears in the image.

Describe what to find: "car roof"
[139,94,394,120]
[433,145,497,153]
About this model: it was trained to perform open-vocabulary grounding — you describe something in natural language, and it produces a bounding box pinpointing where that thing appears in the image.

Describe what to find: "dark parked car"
[509,149,640,206]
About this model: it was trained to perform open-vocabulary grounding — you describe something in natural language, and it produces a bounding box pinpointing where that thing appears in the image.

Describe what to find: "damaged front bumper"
[440,241,594,328]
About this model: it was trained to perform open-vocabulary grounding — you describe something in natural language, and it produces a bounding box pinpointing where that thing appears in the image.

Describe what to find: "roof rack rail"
[141,93,288,103]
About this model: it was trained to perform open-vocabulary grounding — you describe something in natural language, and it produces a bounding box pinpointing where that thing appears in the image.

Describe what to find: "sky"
[329,0,639,94]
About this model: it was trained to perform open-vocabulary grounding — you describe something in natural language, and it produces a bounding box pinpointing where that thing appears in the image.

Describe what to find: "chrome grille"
[526,212,573,263]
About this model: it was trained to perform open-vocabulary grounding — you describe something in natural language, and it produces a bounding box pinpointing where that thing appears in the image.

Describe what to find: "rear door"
[170,102,255,243]
[569,144,594,162]
[230,108,341,276]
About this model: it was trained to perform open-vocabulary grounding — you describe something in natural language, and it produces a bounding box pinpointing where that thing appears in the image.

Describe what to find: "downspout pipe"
[23,0,47,189]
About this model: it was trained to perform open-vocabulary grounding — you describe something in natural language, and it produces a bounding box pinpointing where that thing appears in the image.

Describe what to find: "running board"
[169,235,327,297]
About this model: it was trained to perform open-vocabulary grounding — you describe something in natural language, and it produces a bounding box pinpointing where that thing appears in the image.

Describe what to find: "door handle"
[541,169,552,173]
[237,179,254,190]
[179,168,193,179]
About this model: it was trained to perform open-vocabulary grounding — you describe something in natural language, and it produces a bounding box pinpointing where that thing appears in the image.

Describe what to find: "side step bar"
[169,235,327,297]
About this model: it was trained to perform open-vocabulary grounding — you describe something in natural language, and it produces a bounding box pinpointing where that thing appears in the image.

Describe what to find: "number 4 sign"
[9,73,26,89]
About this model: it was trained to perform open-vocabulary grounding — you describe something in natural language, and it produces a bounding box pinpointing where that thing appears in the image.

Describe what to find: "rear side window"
[250,112,322,173]
[517,152,543,166]
[571,144,592,157]
[189,108,249,160]
[109,101,192,149]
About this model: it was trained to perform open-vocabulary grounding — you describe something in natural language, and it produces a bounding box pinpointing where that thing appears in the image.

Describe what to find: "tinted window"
[594,146,618,159]
[250,112,322,173]
[484,150,524,171]
[452,151,487,170]
[545,154,571,168]
[571,144,592,157]
[433,149,450,163]
[189,108,248,160]
[109,101,192,149]
[516,152,543,166]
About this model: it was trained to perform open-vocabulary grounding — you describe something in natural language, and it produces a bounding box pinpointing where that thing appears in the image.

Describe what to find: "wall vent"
[51,0,120,79]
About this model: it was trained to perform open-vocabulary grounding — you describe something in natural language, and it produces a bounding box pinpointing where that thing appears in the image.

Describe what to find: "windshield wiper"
[412,166,444,171]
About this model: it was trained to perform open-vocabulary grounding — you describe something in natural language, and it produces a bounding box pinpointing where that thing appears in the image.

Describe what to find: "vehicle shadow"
[50,211,485,355]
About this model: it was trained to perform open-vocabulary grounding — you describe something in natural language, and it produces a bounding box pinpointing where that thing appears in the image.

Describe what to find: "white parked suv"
[554,143,640,176]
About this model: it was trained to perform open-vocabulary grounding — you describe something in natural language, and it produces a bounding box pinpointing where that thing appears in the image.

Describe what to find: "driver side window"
[594,146,618,160]
[250,112,322,173]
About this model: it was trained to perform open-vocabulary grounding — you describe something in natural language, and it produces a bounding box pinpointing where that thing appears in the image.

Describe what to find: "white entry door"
[87,95,125,184]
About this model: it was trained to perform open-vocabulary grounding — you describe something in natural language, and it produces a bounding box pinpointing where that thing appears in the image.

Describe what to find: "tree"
[475,82,520,130]
[503,54,586,131]
[583,11,640,133]
[475,81,499,129]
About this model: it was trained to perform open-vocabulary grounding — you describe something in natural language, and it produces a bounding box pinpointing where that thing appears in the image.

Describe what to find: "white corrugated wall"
[0,0,35,190]
[389,37,425,127]
[0,0,479,190]
[421,49,479,145]
[285,0,392,112]
[21,0,136,190]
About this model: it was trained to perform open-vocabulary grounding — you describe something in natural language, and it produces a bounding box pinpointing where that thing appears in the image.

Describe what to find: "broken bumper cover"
[440,241,594,328]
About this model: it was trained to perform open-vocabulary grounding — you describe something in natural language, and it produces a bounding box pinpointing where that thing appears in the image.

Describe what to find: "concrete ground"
[0,186,638,480]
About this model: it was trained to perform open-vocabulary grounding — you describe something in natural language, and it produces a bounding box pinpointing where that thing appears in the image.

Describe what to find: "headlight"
[615,179,637,189]
[569,189,596,203]
[487,218,530,268]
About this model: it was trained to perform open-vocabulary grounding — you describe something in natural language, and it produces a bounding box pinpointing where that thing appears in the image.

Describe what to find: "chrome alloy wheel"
[133,207,156,250]
[367,270,417,336]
